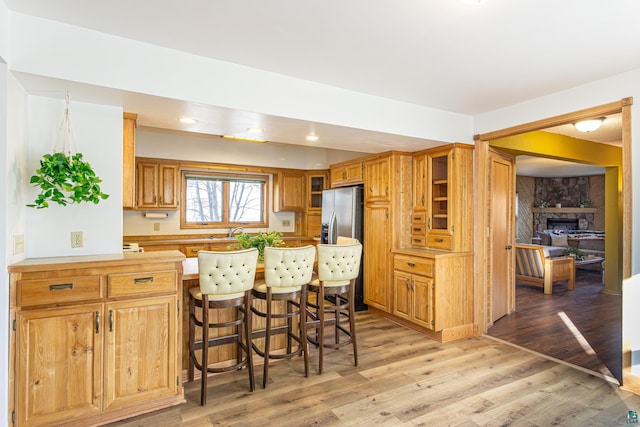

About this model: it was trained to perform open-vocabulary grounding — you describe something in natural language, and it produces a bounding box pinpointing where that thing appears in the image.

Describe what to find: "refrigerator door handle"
[328,212,337,244]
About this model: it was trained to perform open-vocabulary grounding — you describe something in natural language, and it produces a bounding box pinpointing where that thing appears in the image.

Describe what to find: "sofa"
[530,230,605,258]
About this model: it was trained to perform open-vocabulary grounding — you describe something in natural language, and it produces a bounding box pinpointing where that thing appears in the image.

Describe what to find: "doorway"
[474,98,632,388]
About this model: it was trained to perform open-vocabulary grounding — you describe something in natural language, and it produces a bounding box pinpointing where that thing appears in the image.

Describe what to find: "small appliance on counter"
[123,243,144,253]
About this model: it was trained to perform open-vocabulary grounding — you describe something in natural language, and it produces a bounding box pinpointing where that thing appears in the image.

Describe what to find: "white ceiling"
[4,0,632,171]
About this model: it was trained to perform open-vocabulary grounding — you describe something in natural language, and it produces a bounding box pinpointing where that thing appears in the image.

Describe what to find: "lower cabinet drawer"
[393,255,434,277]
[428,234,452,251]
[411,235,426,247]
[108,270,176,297]
[18,276,102,306]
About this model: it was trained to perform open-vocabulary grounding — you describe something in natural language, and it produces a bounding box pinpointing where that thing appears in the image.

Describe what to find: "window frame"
[180,169,269,229]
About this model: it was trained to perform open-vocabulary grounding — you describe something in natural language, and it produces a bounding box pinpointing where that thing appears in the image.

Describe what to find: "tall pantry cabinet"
[362,152,412,312]
[396,143,476,343]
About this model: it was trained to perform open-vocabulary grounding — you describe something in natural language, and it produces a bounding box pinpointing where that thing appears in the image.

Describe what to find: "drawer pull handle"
[407,262,416,267]
[50,283,73,291]
[191,249,199,253]
[134,277,155,284]
[435,238,444,243]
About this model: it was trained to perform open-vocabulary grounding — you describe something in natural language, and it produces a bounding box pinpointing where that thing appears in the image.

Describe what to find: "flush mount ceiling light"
[306,135,319,142]
[574,117,605,132]
[179,117,197,124]
[221,135,267,143]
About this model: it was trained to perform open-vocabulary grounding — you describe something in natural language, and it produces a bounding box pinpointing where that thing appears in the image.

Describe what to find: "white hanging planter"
[27,93,109,209]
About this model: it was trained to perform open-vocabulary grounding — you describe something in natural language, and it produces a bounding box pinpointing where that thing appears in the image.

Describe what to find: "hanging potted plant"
[27,93,109,209]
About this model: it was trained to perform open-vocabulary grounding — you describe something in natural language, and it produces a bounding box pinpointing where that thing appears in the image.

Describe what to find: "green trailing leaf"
[27,152,110,209]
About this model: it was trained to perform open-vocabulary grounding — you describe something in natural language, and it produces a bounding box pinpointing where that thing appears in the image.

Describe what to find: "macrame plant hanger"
[53,92,79,157]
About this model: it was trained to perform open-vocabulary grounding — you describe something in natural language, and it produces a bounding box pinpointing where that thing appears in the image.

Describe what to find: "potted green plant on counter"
[230,231,285,260]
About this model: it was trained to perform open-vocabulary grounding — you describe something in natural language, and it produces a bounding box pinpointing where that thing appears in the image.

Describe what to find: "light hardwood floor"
[108,311,640,426]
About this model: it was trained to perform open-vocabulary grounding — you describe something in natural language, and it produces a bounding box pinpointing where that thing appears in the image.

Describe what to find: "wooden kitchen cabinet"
[273,170,306,212]
[136,159,179,210]
[330,160,363,188]
[122,113,137,209]
[363,203,392,311]
[364,156,391,203]
[411,144,474,252]
[306,171,328,212]
[391,249,475,343]
[9,251,185,427]
[393,255,434,330]
[103,296,177,411]
[412,154,427,212]
[362,152,412,314]
[16,304,103,426]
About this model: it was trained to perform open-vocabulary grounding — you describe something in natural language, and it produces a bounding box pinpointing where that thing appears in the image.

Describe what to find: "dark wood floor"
[488,269,622,382]
[109,306,639,426]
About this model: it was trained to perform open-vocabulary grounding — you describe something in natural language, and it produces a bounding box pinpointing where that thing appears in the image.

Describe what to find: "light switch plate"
[13,234,24,255]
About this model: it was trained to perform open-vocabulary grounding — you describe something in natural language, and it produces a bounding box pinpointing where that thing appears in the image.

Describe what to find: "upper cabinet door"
[135,160,179,210]
[412,154,427,212]
[273,170,306,212]
[364,156,391,203]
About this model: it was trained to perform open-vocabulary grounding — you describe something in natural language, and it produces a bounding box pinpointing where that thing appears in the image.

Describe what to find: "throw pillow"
[536,231,552,246]
[550,233,568,247]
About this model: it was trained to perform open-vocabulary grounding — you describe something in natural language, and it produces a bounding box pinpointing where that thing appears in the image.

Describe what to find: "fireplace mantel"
[532,207,597,214]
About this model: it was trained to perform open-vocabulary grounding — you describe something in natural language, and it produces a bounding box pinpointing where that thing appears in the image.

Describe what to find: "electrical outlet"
[153,222,160,231]
[282,219,291,227]
[71,231,83,248]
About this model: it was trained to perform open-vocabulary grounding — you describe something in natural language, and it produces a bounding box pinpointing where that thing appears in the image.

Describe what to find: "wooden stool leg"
[188,296,196,382]
[349,281,358,367]
[244,292,255,392]
[318,285,325,375]
[263,289,272,388]
[301,285,309,378]
[200,295,209,406]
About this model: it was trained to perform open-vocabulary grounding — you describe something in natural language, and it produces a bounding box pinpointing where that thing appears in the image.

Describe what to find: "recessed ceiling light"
[247,127,264,134]
[221,135,267,143]
[306,135,319,142]
[462,0,484,4]
[574,118,605,132]
[179,117,196,124]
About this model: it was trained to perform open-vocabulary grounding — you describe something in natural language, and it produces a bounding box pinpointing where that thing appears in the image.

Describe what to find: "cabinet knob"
[407,262,416,267]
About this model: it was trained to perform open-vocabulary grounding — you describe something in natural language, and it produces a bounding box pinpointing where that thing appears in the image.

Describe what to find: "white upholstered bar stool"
[188,248,258,405]
[250,245,316,388]
[306,240,362,374]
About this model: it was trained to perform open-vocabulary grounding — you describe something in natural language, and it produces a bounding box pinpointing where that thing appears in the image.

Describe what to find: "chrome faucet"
[228,227,244,238]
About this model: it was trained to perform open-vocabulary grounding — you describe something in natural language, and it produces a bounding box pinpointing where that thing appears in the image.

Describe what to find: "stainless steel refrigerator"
[321,185,366,311]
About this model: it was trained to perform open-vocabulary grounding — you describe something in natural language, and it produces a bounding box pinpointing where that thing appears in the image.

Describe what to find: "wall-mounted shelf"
[532,207,597,214]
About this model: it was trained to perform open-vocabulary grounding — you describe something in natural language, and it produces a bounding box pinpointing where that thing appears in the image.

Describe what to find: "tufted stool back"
[317,243,362,283]
[198,248,258,298]
[263,245,316,289]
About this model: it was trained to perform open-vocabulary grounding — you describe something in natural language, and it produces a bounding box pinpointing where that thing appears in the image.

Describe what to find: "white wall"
[475,68,640,275]
[25,96,123,257]
[8,12,473,146]
[0,60,10,427]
